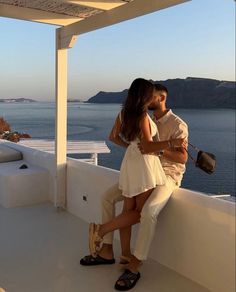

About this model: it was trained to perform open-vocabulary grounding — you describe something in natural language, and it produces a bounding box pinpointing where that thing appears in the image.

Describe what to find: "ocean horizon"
[0,102,235,197]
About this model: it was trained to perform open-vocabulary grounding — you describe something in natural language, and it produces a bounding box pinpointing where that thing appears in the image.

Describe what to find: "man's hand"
[170,138,188,149]
[163,147,188,164]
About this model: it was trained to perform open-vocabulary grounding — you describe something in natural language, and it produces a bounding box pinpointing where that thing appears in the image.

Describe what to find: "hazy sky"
[0,0,235,101]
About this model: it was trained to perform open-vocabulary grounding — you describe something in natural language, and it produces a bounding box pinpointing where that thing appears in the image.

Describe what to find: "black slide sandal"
[115,269,141,291]
[80,254,115,266]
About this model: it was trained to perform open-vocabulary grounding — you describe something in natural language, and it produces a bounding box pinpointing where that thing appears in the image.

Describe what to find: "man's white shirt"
[153,109,188,185]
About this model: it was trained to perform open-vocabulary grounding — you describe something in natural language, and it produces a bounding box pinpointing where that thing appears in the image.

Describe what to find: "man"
[80,83,188,290]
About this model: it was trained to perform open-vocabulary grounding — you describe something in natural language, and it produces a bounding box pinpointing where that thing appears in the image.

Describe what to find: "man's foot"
[125,255,142,273]
[80,254,115,266]
[118,255,132,270]
[114,269,141,291]
[89,223,103,255]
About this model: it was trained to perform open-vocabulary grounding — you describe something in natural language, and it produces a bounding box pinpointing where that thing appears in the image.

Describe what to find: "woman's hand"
[138,138,188,155]
[138,141,153,154]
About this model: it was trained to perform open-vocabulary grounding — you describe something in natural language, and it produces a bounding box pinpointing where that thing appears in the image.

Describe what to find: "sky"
[0,0,235,101]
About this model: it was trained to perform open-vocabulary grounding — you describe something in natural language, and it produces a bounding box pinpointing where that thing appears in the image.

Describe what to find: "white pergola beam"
[0,4,82,26]
[57,29,78,49]
[59,0,190,48]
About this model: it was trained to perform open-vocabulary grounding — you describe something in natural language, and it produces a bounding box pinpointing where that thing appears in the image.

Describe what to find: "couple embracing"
[80,78,188,291]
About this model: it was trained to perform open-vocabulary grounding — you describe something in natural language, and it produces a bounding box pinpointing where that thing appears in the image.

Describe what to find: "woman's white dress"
[119,113,166,197]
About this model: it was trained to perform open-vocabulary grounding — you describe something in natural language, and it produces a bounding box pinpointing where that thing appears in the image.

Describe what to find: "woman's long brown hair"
[120,78,154,141]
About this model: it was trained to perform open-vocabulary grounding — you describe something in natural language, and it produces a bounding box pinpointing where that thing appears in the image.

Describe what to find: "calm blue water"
[0,102,235,196]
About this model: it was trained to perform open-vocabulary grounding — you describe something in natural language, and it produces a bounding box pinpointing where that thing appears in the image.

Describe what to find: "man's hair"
[154,83,168,94]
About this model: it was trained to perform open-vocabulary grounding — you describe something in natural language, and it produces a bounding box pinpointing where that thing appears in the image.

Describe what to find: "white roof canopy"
[0,1,189,28]
[0,0,190,48]
[0,0,134,26]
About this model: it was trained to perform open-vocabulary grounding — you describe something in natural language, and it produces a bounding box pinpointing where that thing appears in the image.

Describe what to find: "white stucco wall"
[67,158,235,292]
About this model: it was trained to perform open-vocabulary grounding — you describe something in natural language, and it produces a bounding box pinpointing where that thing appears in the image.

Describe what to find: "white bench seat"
[18,139,110,165]
[0,160,50,208]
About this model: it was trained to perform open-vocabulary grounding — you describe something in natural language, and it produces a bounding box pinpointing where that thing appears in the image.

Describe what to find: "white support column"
[54,29,68,208]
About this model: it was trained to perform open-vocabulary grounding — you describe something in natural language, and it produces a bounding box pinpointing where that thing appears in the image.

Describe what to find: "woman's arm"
[140,115,172,151]
[140,116,187,153]
[139,138,187,153]
[109,113,129,148]
[140,115,172,150]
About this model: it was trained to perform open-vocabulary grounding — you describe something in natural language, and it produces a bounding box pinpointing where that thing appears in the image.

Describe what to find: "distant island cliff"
[86,77,235,109]
[0,98,36,103]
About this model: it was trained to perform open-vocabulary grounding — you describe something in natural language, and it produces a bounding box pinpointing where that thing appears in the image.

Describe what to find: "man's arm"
[162,121,188,164]
[162,147,188,164]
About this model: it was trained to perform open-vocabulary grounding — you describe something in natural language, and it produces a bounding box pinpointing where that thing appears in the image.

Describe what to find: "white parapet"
[67,158,235,292]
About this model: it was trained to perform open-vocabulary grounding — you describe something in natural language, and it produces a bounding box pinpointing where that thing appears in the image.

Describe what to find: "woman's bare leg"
[98,189,154,239]
[115,189,153,287]
[119,197,135,257]
[119,226,132,258]
[119,199,134,258]
[98,197,137,238]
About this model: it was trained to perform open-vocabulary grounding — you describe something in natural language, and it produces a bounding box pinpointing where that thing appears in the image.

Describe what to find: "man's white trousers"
[101,175,179,260]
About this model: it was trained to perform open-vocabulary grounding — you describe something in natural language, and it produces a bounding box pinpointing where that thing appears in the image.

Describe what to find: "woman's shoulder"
[146,113,156,125]
[140,112,150,120]
[146,113,152,120]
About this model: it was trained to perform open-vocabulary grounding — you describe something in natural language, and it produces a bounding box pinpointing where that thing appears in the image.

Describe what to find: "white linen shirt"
[153,109,188,185]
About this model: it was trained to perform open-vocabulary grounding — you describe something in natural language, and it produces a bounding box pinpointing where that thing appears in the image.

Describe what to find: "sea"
[0,102,235,197]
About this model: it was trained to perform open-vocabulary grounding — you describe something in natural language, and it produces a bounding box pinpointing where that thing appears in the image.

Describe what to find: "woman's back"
[119,112,166,197]
[119,112,158,143]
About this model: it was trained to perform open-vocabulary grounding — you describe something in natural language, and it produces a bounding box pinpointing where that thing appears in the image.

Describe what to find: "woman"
[88,78,185,290]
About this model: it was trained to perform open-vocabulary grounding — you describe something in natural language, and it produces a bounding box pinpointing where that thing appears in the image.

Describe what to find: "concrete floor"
[0,203,210,292]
